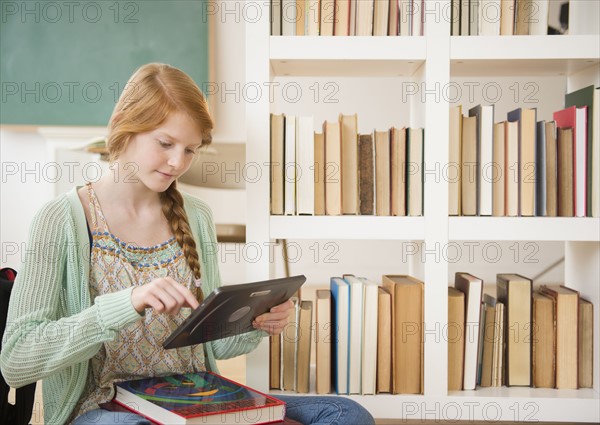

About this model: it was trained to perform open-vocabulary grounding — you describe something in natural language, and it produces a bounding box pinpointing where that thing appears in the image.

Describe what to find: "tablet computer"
[163,275,306,349]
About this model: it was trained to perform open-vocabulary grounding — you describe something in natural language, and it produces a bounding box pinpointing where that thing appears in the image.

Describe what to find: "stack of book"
[270,273,424,395]
[448,272,594,391]
[450,0,559,36]
[271,0,426,36]
[449,85,600,217]
[270,113,424,217]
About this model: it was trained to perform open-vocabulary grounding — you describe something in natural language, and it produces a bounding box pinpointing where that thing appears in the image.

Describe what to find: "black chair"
[0,268,37,425]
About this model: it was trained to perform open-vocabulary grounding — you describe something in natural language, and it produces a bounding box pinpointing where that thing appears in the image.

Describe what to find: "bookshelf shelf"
[450,36,600,76]
[270,36,426,77]
[246,1,600,423]
[448,217,600,241]
[270,216,425,240]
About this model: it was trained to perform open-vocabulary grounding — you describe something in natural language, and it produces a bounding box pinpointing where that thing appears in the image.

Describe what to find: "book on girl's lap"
[113,371,286,425]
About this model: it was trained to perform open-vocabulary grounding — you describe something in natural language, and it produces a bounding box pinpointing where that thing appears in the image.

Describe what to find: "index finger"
[166,277,201,309]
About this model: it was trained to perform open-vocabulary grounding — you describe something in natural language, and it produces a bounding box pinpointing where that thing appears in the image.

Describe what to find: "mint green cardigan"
[0,187,263,425]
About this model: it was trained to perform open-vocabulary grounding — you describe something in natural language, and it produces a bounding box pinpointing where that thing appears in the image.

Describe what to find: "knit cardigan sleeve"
[0,195,142,389]
[182,195,266,370]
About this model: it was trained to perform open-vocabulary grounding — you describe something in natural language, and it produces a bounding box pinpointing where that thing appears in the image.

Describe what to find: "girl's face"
[120,112,203,192]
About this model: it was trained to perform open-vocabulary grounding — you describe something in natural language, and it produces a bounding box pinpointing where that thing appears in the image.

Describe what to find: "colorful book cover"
[114,371,285,424]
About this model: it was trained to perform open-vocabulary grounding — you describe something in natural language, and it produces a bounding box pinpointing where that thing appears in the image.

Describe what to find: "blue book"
[330,277,349,395]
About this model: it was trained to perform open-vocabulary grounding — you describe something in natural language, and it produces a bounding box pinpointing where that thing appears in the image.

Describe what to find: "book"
[315,290,332,394]
[295,0,305,36]
[493,301,505,387]
[295,300,313,393]
[114,371,285,425]
[324,120,342,215]
[545,121,558,216]
[539,285,579,389]
[335,0,352,35]
[343,275,364,394]
[314,132,325,215]
[554,105,588,217]
[391,127,407,216]
[492,121,506,216]
[306,0,320,35]
[515,0,532,35]
[505,120,519,216]
[449,106,463,216]
[565,85,595,217]
[448,287,465,391]
[340,114,359,214]
[557,127,574,217]
[535,120,547,216]
[296,116,314,215]
[500,0,515,35]
[507,107,537,217]
[578,298,593,388]
[469,105,494,216]
[373,0,390,35]
[407,128,424,216]
[375,130,391,216]
[282,297,299,391]
[532,291,555,388]
[462,115,477,216]
[355,0,374,35]
[330,277,349,394]
[497,273,532,387]
[450,0,460,36]
[399,0,413,36]
[593,87,600,217]
[389,0,400,35]
[360,279,379,395]
[480,295,497,387]
[529,0,549,35]
[269,333,281,389]
[270,113,285,215]
[479,0,501,35]
[412,0,424,36]
[320,0,335,36]
[454,272,483,390]
[382,274,424,394]
[358,134,375,215]
[271,1,282,36]
[282,0,296,36]
[469,0,479,35]
[284,115,297,215]
[376,286,392,393]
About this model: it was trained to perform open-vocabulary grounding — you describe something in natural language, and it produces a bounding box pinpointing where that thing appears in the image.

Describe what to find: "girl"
[0,63,374,425]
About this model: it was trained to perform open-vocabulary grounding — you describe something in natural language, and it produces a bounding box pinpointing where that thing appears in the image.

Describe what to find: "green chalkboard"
[1,0,210,126]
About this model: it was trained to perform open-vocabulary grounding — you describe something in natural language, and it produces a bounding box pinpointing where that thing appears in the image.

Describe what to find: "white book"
[479,0,501,35]
[454,272,483,391]
[529,0,549,35]
[593,87,599,217]
[306,0,320,35]
[281,0,296,35]
[575,107,587,217]
[411,0,423,36]
[480,105,494,216]
[355,0,374,36]
[284,115,296,215]
[360,279,379,395]
[330,277,349,395]
[469,0,479,35]
[373,0,390,36]
[296,116,315,215]
[343,275,364,394]
[399,0,412,36]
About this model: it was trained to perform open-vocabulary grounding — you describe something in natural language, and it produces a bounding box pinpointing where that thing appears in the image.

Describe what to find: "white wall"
[0,0,564,289]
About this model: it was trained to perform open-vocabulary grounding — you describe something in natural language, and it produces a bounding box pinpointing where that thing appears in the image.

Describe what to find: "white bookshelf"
[245,0,600,422]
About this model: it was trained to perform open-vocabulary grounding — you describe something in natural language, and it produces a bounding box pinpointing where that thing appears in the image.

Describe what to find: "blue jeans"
[72,395,375,425]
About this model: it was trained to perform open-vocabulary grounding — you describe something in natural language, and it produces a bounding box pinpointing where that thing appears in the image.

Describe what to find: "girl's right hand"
[131,277,200,315]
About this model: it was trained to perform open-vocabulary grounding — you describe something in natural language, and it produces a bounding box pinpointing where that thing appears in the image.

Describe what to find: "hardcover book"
[114,371,286,425]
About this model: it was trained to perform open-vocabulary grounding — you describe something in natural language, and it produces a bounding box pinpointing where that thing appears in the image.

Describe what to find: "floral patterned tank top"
[72,183,205,421]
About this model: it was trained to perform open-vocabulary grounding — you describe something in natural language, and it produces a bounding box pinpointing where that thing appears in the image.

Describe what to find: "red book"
[553,106,588,217]
[113,371,286,425]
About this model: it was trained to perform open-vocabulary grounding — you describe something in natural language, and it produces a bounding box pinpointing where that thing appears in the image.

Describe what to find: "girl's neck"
[94,171,162,213]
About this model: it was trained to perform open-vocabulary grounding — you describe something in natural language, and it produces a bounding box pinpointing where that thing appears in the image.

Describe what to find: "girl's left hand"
[252,298,294,336]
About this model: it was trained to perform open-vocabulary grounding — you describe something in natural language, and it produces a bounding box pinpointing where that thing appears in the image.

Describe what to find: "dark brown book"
[545,121,558,217]
[557,127,574,217]
[532,292,555,388]
[539,285,579,389]
[358,134,374,215]
[496,273,532,387]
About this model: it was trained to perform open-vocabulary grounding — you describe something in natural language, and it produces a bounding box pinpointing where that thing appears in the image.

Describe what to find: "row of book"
[450,272,594,391]
[271,0,425,36]
[270,114,425,216]
[450,85,600,217]
[450,0,562,36]
[270,274,425,395]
